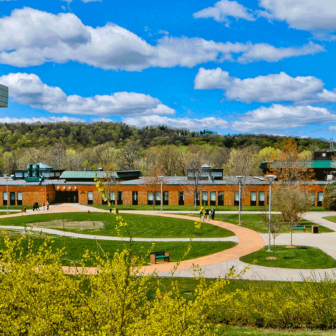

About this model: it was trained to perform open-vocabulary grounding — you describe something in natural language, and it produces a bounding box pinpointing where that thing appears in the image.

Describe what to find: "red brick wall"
[0,183,326,206]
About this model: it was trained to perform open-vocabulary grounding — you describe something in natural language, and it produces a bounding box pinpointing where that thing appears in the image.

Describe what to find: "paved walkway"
[2,204,336,281]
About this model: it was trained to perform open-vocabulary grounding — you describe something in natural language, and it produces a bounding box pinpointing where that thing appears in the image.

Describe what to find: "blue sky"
[1,0,336,138]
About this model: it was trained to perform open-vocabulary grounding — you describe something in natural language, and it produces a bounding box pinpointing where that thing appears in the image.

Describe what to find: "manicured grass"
[323,216,336,223]
[214,214,333,233]
[0,205,33,210]
[311,206,327,211]
[241,246,336,269]
[215,326,335,335]
[0,234,235,266]
[0,212,234,238]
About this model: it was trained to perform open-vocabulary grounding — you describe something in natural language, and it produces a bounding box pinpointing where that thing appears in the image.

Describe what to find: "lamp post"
[265,174,277,253]
[159,176,164,213]
[236,176,244,226]
[5,177,9,214]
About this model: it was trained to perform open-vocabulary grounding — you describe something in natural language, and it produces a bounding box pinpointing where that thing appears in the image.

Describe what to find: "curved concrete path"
[0,203,265,274]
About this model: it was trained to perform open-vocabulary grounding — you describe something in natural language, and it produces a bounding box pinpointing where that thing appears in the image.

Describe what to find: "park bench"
[293,225,306,232]
[150,251,170,264]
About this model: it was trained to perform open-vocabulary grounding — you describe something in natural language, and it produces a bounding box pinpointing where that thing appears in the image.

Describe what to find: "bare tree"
[261,209,283,256]
[118,140,142,170]
[272,183,312,246]
[143,167,166,210]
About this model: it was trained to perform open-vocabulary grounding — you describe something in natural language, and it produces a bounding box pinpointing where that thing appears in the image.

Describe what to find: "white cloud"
[193,0,255,26]
[195,68,336,103]
[232,104,336,132]
[259,0,336,34]
[122,115,229,130]
[0,116,84,123]
[0,8,324,70]
[0,73,175,116]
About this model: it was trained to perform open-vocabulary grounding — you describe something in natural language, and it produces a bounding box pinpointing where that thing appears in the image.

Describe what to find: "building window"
[259,191,265,206]
[202,192,208,206]
[3,192,7,206]
[132,191,138,205]
[317,192,324,206]
[17,192,22,206]
[88,192,93,205]
[250,192,257,206]
[218,192,224,206]
[234,191,239,206]
[110,191,115,205]
[179,192,184,206]
[194,192,200,206]
[163,191,169,205]
[155,192,161,205]
[210,191,216,206]
[15,172,23,178]
[102,196,108,205]
[147,192,154,205]
[9,192,15,206]
[117,192,123,205]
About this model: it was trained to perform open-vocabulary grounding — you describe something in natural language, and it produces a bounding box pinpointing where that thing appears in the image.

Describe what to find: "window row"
[3,192,22,206]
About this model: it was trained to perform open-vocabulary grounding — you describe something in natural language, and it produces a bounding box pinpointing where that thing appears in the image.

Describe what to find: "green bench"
[293,225,306,232]
[150,251,170,264]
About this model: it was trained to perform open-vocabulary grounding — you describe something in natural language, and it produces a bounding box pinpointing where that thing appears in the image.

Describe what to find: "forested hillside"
[0,122,329,177]
[0,122,328,151]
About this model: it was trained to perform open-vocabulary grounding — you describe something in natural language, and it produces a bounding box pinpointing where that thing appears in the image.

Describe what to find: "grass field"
[214,213,333,233]
[0,234,235,266]
[0,212,234,238]
[323,216,336,224]
[240,245,336,269]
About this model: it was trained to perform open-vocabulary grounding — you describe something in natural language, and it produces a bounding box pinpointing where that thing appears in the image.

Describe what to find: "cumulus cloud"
[122,115,229,130]
[193,0,255,26]
[195,68,336,104]
[0,73,175,116]
[258,0,336,34]
[232,104,336,132]
[0,8,324,70]
[0,116,84,123]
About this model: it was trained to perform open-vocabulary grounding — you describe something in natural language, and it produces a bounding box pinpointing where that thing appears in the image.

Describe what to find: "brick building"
[0,164,326,207]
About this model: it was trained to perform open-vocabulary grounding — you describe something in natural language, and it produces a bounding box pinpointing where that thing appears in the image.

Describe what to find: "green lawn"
[215,326,335,335]
[0,205,33,210]
[0,234,235,266]
[241,246,336,269]
[0,212,234,238]
[214,214,333,233]
[323,216,336,224]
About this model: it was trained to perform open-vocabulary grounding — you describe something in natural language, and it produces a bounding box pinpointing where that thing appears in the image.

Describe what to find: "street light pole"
[236,176,244,226]
[159,176,164,213]
[6,177,9,214]
[265,175,277,253]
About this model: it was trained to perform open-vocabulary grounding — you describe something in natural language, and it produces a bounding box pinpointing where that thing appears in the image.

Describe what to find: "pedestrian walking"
[46,201,49,210]
[108,203,113,213]
[205,208,209,220]
[36,201,40,211]
[33,202,36,211]
[211,208,215,220]
[42,202,45,211]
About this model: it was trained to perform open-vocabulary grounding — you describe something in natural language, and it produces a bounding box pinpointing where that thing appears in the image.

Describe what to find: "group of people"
[33,201,49,211]
[200,207,216,221]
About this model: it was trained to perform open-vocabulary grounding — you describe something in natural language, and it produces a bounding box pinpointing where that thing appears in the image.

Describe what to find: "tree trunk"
[290,227,293,246]
[273,237,276,256]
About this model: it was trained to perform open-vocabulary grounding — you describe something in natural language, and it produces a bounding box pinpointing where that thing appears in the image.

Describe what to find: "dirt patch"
[34,220,104,231]
[266,257,278,260]
[286,245,296,249]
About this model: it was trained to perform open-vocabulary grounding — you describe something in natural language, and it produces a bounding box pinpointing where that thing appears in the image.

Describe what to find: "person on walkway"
[200,209,205,222]
[46,201,49,211]
[205,208,209,220]
[36,201,40,211]
[33,202,36,211]
[108,203,113,213]
[42,202,45,211]
[211,208,215,220]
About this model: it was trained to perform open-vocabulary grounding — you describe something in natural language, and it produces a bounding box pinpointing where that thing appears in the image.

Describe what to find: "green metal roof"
[60,171,107,179]
[261,160,335,169]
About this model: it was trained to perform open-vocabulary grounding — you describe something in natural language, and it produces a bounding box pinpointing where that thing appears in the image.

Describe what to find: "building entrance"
[55,191,79,203]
